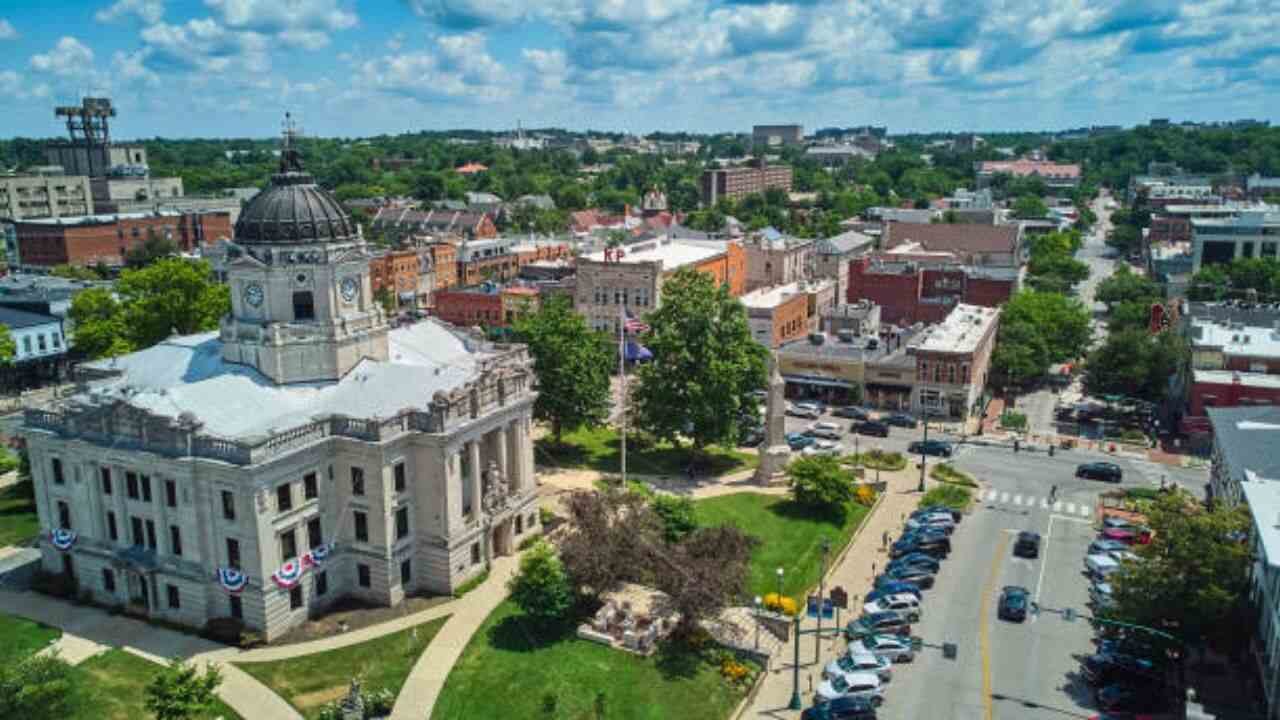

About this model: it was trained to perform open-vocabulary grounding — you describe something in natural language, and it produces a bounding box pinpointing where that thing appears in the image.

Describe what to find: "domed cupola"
[234,124,355,244]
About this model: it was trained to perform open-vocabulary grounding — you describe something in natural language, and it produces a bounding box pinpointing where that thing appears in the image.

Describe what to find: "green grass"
[694,492,870,604]
[536,426,756,477]
[432,600,755,720]
[930,463,977,487]
[999,411,1028,431]
[0,481,40,547]
[920,483,973,511]
[72,649,244,720]
[0,612,61,663]
[234,616,449,719]
[843,450,906,472]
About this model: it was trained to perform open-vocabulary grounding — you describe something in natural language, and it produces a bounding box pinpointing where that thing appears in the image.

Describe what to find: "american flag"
[622,309,649,334]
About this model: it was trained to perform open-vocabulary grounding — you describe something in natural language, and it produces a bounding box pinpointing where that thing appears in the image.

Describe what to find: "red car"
[1101,527,1153,545]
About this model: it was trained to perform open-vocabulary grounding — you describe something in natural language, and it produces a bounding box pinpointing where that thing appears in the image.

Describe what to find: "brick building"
[975,160,1081,191]
[907,304,1000,420]
[881,222,1022,267]
[1180,304,1280,418]
[574,238,745,334]
[369,249,431,309]
[743,228,813,292]
[700,164,793,205]
[846,257,1019,326]
[742,282,818,348]
[370,208,497,243]
[434,285,540,328]
[422,242,458,293]
[13,210,232,269]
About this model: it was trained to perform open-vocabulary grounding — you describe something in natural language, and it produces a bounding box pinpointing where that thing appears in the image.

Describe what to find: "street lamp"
[753,595,762,650]
[918,409,929,493]
[816,536,831,663]
[776,567,784,600]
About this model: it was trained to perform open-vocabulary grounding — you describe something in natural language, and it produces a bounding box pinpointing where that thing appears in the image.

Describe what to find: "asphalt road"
[860,441,1205,720]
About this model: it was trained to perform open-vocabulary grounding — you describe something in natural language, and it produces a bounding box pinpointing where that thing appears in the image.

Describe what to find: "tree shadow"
[653,637,705,681]
[486,613,578,653]
[766,498,847,527]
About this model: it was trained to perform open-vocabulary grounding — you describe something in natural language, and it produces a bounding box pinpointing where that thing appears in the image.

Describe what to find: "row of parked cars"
[800,505,964,719]
[1081,516,1171,715]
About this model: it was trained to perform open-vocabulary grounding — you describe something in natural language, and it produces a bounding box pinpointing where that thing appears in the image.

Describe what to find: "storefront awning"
[783,374,854,389]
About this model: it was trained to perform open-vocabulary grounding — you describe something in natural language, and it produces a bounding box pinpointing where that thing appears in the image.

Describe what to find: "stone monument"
[340,678,364,720]
[755,353,791,485]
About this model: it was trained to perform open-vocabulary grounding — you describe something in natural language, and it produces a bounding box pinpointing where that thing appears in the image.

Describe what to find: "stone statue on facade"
[755,352,791,486]
[482,459,509,512]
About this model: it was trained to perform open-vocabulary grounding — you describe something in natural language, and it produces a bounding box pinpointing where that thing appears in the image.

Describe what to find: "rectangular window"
[351,467,365,496]
[170,525,182,556]
[22,336,31,355]
[289,585,303,610]
[126,472,139,499]
[221,490,235,520]
[141,475,152,503]
[107,511,118,541]
[307,517,323,549]
[102,568,115,593]
[57,501,71,530]
[400,559,411,585]
[37,334,46,352]
[280,529,297,562]
[51,458,64,485]
[230,595,242,619]
[357,563,371,588]
[145,520,157,550]
[471,542,481,565]
[167,584,180,609]
[226,538,241,569]
[131,516,144,546]
[100,468,112,495]
[396,507,409,540]
[277,483,292,512]
[394,463,406,493]
[165,480,177,508]
[52,334,60,349]
[316,570,328,596]
[354,511,368,542]
[303,472,318,500]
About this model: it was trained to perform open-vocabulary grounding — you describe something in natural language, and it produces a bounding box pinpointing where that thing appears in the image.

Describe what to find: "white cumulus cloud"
[95,0,165,24]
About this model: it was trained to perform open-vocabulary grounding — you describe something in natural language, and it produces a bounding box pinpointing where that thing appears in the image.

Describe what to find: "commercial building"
[700,164,793,206]
[0,171,94,221]
[741,280,834,348]
[1246,173,1280,201]
[1191,210,1280,271]
[742,228,814,292]
[804,145,875,166]
[90,174,185,213]
[1239,472,1280,720]
[13,210,232,269]
[369,249,432,309]
[423,242,458,294]
[881,221,1022,267]
[0,306,68,389]
[1144,182,1218,210]
[822,301,881,337]
[434,285,540,329]
[1148,203,1270,245]
[775,324,920,407]
[1207,405,1280,507]
[574,238,745,334]
[1181,306,1280,418]
[813,229,875,301]
[906,304,999,420]
[752,124,803,147]
[975,160,1081,191]
[21,137,540,641]
[846,256,1019,326]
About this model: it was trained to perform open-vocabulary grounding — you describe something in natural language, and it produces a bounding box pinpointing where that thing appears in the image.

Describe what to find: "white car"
[815,670,884,705]
[1108,550,1140,564]
[804,439,842,456]
[787,403,821,420]
[805,421,843,440]
[824,649,892,683]
[905,513,955,533]
[856,634,915,663]
[863,594,921,623]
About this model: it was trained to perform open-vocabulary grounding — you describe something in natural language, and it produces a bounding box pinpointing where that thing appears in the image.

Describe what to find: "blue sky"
[1,0,1277,140]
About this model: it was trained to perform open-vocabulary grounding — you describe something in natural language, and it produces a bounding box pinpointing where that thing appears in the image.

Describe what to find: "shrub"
[762,592,782,612]
[508,540,574,626]
[453,566,490,598]
[856,450,907,471]
[930,464,978,487]
[538,507,556,526]
[920,484,972,511]
[787,455,854,514]
[854,484,878,506]
[999,411,1028,430]
[651,494,698,542]
[777,597,798,616]
[517,534,541,551]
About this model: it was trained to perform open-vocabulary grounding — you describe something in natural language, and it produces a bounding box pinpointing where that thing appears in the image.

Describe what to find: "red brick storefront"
[15,211,232,268]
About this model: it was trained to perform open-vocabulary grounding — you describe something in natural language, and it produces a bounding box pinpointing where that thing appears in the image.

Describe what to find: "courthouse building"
[22,137,540,640]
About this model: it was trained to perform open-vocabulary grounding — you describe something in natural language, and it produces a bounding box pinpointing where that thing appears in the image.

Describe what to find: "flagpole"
[619,305,627,486]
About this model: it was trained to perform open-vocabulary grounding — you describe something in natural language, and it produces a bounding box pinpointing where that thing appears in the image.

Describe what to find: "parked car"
[863,594,921,623]
[884,413,917,428]
[787,432,817,451]
[878,565,936,589]
[1101,526,1152,545]
[864,582,922,603]
[1096,683,1165,713]
[824,648,893,683]
[1089,539,1129,555]
[800,695,878,720]
[832,406,871,420]
[845,612,911,640]
[905,513,955,534]
[907,440,953,457]
[887,552,941,574]
[1083,654,1160,686]
[815,671,885,705]
[998,586,1031,622]
[788,403,823,420]
[917,504,962,523]
[1086,554,1120,581]
[856,634,916,663]
[805,439,843,456]
[1103,516,1136,530]
[892,530,951,557]
[852,421,890,437]
[1077,462,1124,483]
[806,421,844,439]
[1013,531,1042,559]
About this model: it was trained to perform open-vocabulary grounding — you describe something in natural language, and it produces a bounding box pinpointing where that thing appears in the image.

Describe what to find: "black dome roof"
[234,145,355,245]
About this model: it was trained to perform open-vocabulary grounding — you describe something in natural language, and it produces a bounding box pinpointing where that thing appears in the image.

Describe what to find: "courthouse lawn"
[695,492,871,605]
[0,612,61,663]
[536,426,756,477]
[0,482,40,547]
[432,600,753,720]
[72,649,244,720]
[235,616,449,719]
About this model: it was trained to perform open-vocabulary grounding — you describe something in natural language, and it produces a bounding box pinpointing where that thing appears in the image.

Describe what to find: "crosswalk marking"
[1052,501,1063,513]
[978,489,1095,518]
[1000,491,1010,503]
[1040,498,1050,509]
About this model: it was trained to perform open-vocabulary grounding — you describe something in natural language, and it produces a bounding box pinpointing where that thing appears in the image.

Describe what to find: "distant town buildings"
[906,304,1000,420]
[700,163,793,206]
[12,210,232,270]
[0,305,67,389]
[812,229,876,301]
[846,256,1019,326]
[975,160,1082,191]
[741,280,836,348]
[742,228,813,292]
[369,208,498,243]
[1191,210,1280,271]
[751,124,804,147]
[880,222,1022,268]
[434,284,539,328]
[0,170,94,222]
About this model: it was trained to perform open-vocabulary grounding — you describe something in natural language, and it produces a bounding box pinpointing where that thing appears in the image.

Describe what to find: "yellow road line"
[979,534,1008,720]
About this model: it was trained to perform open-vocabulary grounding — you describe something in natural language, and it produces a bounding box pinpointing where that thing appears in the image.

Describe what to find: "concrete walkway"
[389,554,519,720]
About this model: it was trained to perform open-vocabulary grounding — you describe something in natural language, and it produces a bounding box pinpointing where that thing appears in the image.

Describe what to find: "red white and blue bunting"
[50,529,77,551]
[272,558,305,589]
[301,542,334,570]
[216,567,248,594]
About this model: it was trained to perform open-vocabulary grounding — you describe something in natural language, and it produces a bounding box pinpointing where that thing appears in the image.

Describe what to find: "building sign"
[778,354,865,383]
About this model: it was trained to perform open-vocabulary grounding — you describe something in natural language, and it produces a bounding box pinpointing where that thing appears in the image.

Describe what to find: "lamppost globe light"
[755,595,763,606]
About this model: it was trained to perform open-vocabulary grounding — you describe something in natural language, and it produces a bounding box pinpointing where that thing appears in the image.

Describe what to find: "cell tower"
[53,97,116,177]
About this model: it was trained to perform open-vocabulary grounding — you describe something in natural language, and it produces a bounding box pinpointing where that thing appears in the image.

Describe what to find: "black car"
[832,406,871,420]
[1013,531,1042,559]
[891,533,950,559]
[908,440,953,457]
[1082,653,1161,686]
[852,421,890,437]
[887,552,941,574]
[884,413,917,428]
[801,695,878,720]
[1096,683,1165,713]
[1077,462,1123,483]
[998,586,1030,622]
[878,565,936,589]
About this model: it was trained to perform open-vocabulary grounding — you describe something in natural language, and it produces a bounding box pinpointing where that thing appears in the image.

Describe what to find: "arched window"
[293,291,315,321]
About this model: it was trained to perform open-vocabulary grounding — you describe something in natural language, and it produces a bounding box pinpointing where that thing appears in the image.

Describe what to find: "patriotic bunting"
[272,558,305,589]
[216,567,248,594]
[50,528,77,551]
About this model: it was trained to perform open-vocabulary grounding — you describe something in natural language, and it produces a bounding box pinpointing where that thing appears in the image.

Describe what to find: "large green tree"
[508,539,574,627]
[513,297,612,443]
[787,455,855,517]
[631,268,767,460]
[990,320,1052,387]
[67,287,133,359]
[1012,194,1049,219]
[144,661,224,720]
[0,325,15,365]
[1095,265,1162,308]
[1083,329,1186,403]
[0,653,81,720]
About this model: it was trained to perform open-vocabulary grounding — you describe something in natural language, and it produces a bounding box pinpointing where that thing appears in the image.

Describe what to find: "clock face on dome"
[340,277,359,303]
[243,283,264,308]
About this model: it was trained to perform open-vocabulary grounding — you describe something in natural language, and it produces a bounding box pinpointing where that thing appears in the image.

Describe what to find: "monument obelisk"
[755,353,791,485]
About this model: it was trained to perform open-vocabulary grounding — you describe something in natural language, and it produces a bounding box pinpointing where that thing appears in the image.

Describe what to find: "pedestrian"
[871,562,876,577]
[882,530,889,549]
[1049,484,1058,503]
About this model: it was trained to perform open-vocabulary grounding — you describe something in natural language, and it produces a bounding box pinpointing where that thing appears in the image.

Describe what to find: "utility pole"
[816,537,831,663]
[918,410,928,493]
